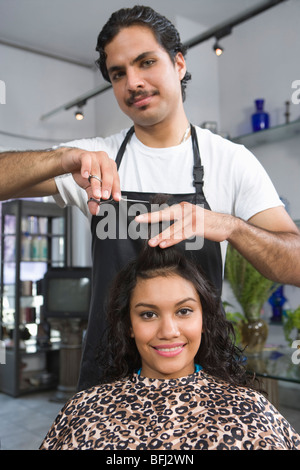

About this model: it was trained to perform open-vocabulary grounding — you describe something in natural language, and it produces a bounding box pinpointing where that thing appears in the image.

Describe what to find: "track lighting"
[213,41,224,56]
[74,100,86,120]
[40,1,288,121]
[75,107,84,120]
[212,25,231,57]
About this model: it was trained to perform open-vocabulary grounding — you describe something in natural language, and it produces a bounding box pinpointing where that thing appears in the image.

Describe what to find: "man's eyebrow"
[108,51,157,76]
[130,51,156,65]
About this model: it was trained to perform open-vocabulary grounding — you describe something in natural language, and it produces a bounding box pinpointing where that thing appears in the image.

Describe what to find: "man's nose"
[126,68,145,90]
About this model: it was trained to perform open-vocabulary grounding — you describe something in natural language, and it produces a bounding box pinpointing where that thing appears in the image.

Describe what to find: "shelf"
[0,199,68,396]
[232,119,300,148]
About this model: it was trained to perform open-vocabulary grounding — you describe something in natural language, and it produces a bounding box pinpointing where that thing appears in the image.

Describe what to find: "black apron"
[78,125,223,391]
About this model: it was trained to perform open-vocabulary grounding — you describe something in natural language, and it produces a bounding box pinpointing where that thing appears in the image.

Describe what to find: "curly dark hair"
[95,5,192,101]
[99,241,258,390]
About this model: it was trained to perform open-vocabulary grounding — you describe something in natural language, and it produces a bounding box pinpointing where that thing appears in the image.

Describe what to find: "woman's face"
[129,273,203,379]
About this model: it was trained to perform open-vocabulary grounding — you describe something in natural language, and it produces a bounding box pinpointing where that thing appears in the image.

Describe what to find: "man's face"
[104,25,186,129]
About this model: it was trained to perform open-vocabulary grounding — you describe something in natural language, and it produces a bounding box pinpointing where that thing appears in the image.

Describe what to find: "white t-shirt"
[54,126,283,266]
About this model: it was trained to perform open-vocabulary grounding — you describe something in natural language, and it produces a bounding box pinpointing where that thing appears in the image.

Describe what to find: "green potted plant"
[283,306,300,346]
[225,244,278,355]
[223,303,244,346]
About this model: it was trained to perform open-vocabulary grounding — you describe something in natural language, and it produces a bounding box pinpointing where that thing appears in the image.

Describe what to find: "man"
[0,6,299,390]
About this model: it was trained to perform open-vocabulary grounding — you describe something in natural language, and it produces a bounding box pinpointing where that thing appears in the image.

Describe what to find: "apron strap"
[191,124,205,205]
[115,126,135,170]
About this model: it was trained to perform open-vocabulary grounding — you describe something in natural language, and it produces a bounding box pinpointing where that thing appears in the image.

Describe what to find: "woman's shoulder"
[69,377,132,403]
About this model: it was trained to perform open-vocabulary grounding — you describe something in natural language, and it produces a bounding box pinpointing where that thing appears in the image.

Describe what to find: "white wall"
[217,0,300,313]
[175,16,221,129]
[253,138,300,221]
[218,0,300,138]
[0,44,97,149]
[0,43,95,266]
[215,0,300,227]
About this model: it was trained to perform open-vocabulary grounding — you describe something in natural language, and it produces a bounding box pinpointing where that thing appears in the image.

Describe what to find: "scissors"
[87,196,150,206]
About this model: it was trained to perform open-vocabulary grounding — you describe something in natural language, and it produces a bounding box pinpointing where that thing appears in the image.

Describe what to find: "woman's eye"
[141,311,156,319]
[177,308,193,316]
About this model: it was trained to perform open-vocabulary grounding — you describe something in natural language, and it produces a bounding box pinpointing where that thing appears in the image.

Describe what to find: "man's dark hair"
[95,5,191,101]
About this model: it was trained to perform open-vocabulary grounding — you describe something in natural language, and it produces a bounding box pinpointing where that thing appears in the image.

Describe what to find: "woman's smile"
[151,342,186,357]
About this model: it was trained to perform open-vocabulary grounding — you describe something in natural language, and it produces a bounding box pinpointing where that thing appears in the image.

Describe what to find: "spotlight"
[213,41,224,56]
[212,27,231,57]
[74,100,86,120]
[75,108,84,120]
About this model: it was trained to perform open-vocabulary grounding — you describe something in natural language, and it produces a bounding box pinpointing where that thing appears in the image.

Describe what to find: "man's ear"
[174,52,186,81]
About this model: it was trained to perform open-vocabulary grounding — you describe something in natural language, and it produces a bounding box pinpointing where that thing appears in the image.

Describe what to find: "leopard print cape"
[40,370,300,450]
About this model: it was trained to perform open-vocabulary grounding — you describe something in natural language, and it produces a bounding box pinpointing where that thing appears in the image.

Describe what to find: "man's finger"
[88,172,102,199]
[148,219,188,248]
[80,152,93,181]
[99,156,114,200]
[111,160,122,202]
[135,205,178,224]
[86,200,100,216]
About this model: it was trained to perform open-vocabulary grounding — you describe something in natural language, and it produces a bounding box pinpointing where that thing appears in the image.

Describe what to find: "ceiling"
[0,0,263,68]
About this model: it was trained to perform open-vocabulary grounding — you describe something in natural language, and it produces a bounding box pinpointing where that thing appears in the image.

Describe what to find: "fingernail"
[136,213,146,221]
[103,190,109,199]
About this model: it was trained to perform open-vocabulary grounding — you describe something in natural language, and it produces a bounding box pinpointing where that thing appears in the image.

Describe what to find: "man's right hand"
[0,147,121,214]
[61,147,121,215]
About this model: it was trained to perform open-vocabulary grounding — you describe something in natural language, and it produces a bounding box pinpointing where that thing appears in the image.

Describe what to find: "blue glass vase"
[268,285,286,323]
[251,99,270,132]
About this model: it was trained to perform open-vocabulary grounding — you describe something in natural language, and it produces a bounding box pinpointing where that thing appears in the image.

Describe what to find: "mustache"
[126,89,159,106]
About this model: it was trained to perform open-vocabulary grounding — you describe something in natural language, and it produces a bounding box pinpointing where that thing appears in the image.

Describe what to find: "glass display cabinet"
[0,199,68,397]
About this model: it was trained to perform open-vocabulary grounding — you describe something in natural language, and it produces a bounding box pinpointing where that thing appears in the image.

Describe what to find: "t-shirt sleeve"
[52,137,106,218]
[54,173,91,218]
[51,132,126,218]
[232,145,283,221]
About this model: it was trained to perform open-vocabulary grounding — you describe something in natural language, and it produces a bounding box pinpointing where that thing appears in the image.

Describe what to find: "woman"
[40,244,300,450]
